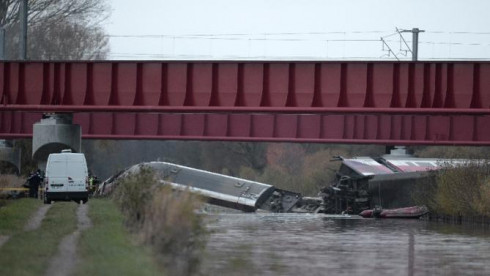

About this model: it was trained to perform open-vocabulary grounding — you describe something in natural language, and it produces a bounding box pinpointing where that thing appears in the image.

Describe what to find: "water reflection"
[200,213,490,275]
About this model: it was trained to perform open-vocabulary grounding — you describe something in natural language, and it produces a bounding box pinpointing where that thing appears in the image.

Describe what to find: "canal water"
[200,213,490,275]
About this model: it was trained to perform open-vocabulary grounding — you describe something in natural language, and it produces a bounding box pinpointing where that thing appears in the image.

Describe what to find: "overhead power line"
[107,30,490,39]
[421,41,490,46]
[106,51,490,61]
[427,31,490,35]
[106,29,490,61]
[108,31,490,38]
[109,36,380,42]
[107,30,388,38]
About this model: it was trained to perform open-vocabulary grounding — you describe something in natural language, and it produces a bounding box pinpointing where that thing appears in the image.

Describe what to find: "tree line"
[0,0,108,60]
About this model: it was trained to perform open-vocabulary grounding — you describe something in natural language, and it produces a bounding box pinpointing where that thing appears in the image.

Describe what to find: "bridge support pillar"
[32,113,81,171]
[0,140,21,174]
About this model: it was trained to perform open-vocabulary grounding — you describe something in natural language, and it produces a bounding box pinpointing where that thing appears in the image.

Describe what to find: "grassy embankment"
[0,201,77,276]
[75,198,161,276]
[0,167,207,275]
[413,161,490,222]
[0,198,162,276]
[0,198,40,236]
[76,166,208,276]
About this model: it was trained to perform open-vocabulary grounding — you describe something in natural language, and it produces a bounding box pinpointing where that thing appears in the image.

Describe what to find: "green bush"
[111,166,208,275]
[111,167,156,229]
[141,186,207,276]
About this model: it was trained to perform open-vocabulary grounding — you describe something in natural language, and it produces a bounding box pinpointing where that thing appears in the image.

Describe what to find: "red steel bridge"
[1,61,490,145]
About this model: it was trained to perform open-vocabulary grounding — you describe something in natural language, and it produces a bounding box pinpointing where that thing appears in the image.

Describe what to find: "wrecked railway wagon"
[333,151,470,209]
[99,162,303,213]
[99,149,473,215]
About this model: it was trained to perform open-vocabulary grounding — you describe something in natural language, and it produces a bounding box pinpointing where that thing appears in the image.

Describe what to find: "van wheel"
[82,198,88,204]
[44,197,50,204]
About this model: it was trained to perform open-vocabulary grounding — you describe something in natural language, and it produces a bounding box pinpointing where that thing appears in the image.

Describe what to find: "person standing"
[89,175,94,195]
[27,170,42,198]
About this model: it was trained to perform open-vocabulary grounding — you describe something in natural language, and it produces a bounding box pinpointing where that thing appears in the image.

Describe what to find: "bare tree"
[27,17,108,60]
[0,0,110,60]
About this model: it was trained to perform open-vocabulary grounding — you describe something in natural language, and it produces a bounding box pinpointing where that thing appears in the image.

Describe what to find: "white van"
[44,149,89,204]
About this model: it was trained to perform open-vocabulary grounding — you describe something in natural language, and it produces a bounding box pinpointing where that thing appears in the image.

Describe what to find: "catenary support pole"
[19,0,28,60]
[401,28,425,61]
[0,27,5,60]
[411,28,424,61]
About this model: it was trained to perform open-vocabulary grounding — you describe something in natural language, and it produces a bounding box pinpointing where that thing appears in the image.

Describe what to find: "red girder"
[2,61,490,144]
[2,111,490,145]
[1,61,490,111]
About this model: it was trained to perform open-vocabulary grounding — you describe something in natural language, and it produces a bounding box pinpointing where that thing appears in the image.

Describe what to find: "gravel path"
[24,204,52,231]
[45,203,92,276]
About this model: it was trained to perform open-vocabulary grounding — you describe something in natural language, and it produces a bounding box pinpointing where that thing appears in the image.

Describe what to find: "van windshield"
[48,160,86,178]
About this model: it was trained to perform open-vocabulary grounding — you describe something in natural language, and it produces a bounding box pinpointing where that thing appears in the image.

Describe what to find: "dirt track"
[24,204,52,231]
[45,203,92,276]
[0,235,9,248]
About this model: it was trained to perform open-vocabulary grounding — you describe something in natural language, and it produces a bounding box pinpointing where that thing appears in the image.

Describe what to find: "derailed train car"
[99,153,469,215]
[100,162,302,213]
[323,153,468,213]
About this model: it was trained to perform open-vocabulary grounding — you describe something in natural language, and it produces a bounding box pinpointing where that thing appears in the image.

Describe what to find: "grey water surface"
[200,213,490,276]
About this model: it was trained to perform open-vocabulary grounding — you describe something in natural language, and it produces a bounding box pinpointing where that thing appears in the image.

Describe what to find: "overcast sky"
[106,0,490,60]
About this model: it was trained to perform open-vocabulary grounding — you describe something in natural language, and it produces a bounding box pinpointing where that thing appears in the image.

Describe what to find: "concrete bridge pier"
[0,140,21,174]
[32,113,81,171]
